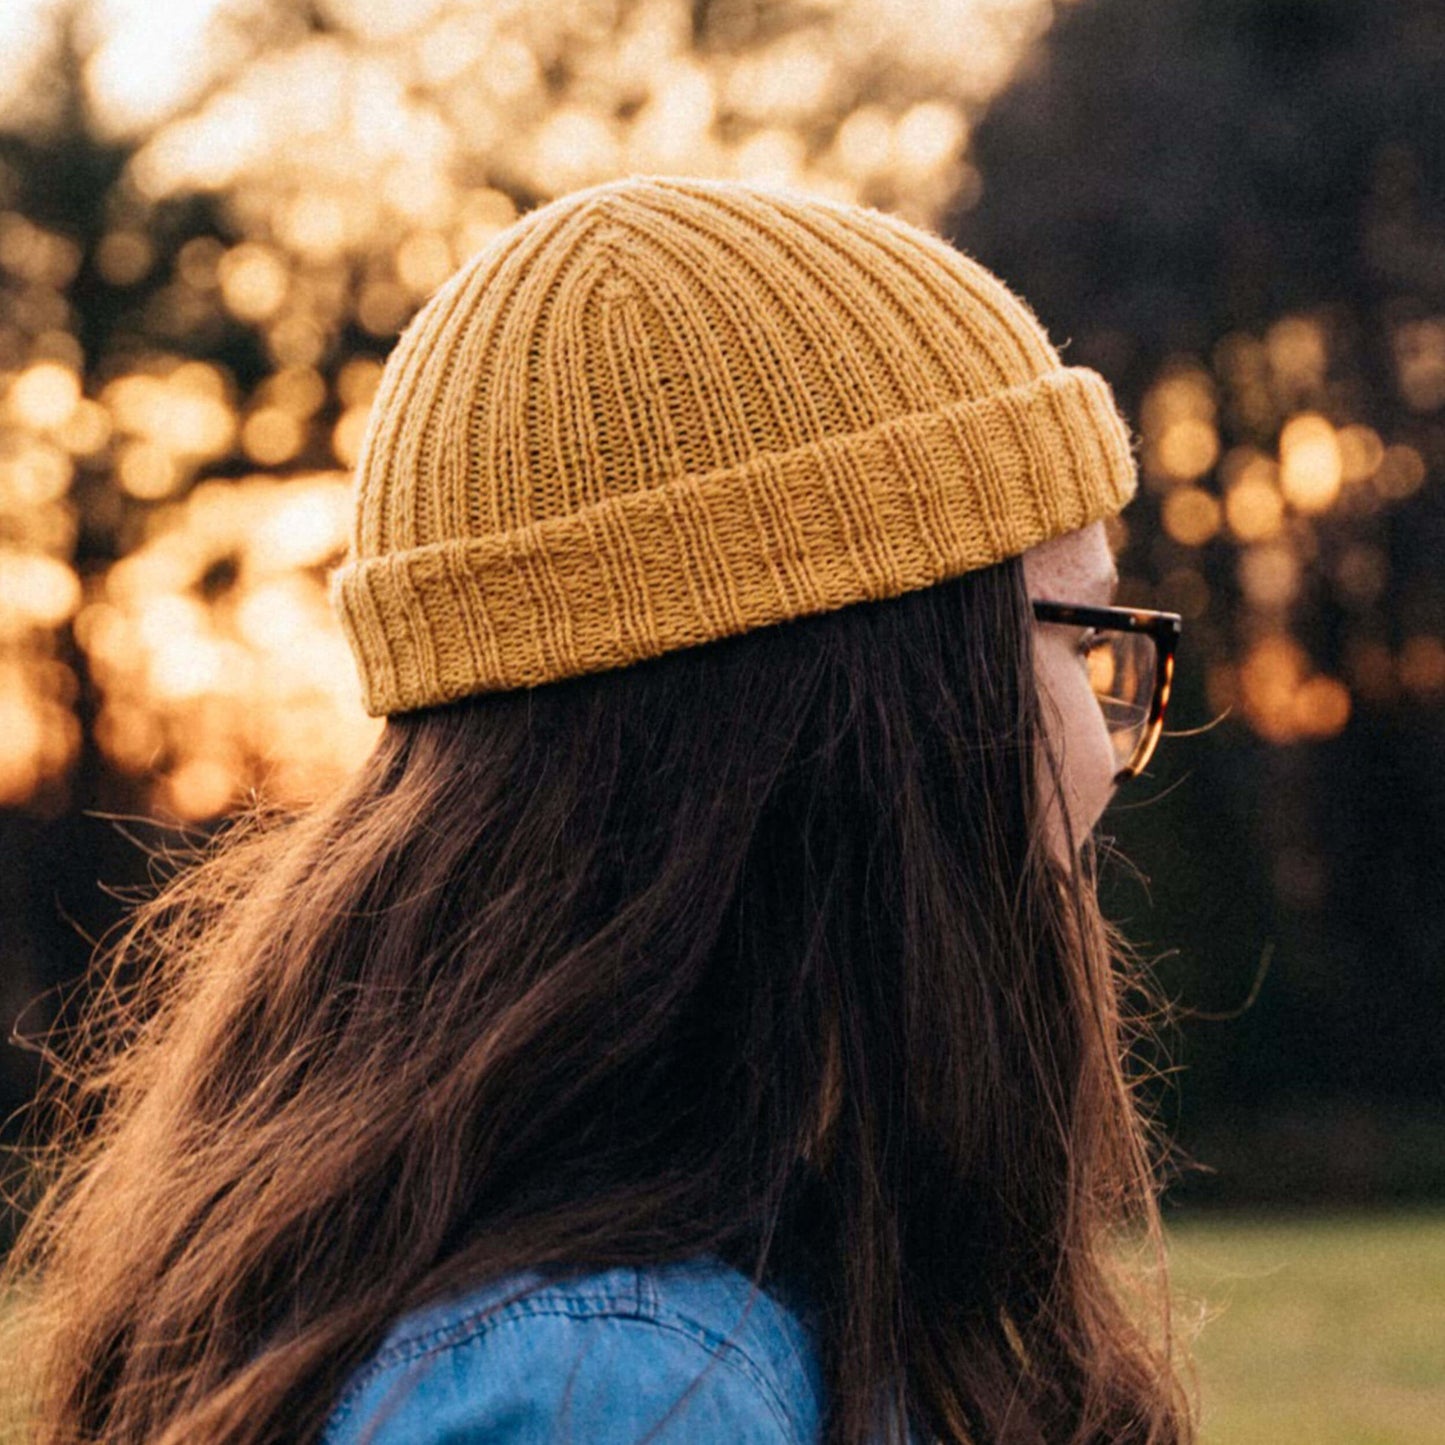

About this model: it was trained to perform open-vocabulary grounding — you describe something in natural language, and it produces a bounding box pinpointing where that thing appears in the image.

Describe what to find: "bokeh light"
[1214,633,1353,744]
[77,472,383,818]
[1279,413,1343,514]
[0,0,1438,819]
[1133,290,1438,758]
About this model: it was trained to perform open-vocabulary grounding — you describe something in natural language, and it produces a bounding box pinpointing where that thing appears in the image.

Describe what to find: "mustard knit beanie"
[329,174,1138,717]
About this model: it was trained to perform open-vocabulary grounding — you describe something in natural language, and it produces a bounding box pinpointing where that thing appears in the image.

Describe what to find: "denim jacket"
[320,1255,829,1444]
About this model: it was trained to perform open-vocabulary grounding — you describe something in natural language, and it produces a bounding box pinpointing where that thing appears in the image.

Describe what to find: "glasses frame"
[1030,600,1182,783]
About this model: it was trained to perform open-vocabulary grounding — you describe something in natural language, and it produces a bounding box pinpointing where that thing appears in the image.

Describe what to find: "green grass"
[3,1210,1441,1441]
[1166,1208,1445,1444]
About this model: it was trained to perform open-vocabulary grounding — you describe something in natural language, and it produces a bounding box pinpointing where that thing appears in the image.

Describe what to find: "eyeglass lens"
[1081,628,1158,773]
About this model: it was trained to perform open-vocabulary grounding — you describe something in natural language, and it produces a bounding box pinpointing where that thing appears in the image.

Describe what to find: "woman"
[3,174,1195,1443]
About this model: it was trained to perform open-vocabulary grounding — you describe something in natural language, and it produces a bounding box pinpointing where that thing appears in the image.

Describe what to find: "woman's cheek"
[1036,638,1116,845]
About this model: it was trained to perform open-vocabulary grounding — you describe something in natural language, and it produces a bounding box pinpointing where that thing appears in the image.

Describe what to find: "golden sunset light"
[2,8,1444,1442]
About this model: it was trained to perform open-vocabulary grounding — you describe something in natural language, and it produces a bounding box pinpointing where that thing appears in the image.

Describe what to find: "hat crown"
[349,175,1064,560]
[330,174,1136,715]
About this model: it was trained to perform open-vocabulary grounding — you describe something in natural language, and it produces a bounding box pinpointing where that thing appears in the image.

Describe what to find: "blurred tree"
[953,0,1445,1203]
[1,0,1442,1207]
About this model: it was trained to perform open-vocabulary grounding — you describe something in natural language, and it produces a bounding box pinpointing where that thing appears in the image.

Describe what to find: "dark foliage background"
[954,0,1445,1207]
[2,0,1442,1236]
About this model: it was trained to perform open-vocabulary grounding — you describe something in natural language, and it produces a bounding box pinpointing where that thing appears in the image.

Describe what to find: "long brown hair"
[3,551,1199,1444]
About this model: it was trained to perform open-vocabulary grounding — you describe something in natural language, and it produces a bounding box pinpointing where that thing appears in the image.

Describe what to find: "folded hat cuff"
[329,365,1138,717]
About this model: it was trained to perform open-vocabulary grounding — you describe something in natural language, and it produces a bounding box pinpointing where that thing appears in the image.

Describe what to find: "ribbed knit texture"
[329,174,1138,716]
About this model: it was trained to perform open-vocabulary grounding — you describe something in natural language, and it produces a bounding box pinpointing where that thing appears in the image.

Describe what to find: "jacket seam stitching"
[323,1301,803,1442]
[325,1289,645,1428]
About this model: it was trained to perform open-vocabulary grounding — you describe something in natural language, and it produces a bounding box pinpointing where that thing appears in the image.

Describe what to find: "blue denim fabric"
[320,1255,828,1444]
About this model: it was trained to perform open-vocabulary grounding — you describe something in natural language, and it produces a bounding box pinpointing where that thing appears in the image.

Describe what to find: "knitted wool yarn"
[329,174,1138,717]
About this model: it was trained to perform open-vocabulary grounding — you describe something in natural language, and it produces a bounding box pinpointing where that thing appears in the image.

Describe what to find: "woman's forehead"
[1021,521,1117,598]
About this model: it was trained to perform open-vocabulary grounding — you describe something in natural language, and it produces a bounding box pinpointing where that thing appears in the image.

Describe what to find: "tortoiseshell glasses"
[1030,601,1182,783]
